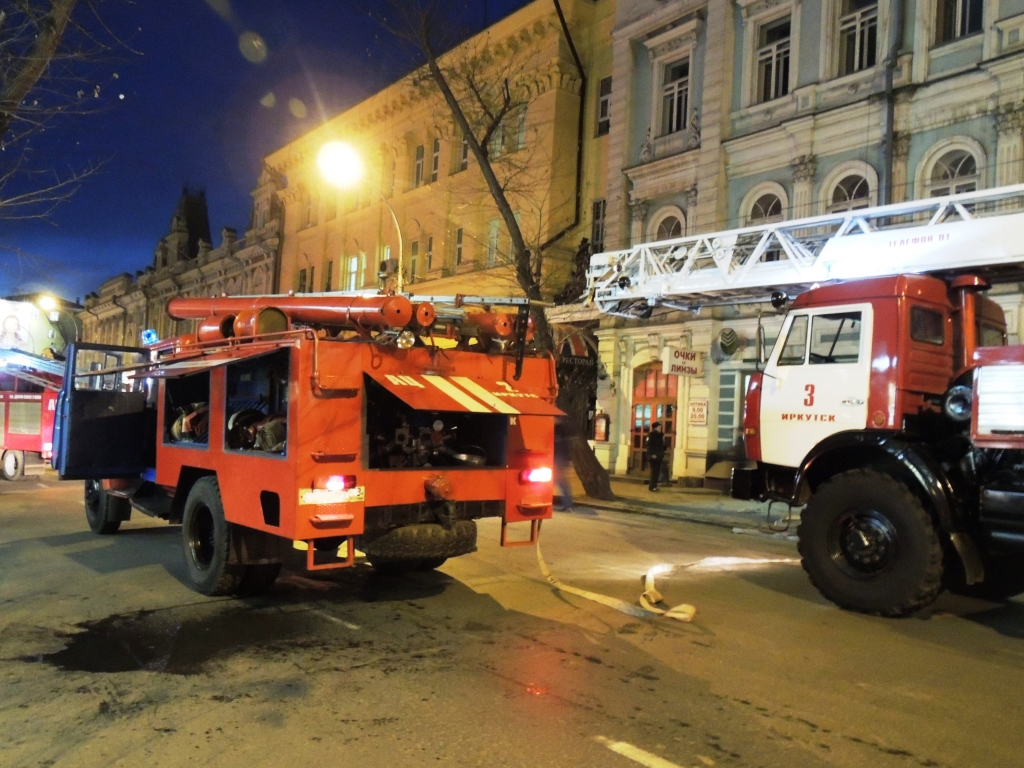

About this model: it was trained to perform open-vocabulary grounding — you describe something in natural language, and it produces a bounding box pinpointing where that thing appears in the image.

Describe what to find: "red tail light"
[743,373,763,462]
[519,467,553,484]
[316,475,357,491]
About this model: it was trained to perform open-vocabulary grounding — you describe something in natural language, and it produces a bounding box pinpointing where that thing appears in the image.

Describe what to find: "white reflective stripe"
[451,376,519,414]
[422,375,491,412]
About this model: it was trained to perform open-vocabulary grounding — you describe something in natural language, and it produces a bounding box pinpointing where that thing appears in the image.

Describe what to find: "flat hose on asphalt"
[535,541,696,622]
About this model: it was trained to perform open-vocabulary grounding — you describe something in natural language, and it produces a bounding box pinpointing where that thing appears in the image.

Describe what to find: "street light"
[317,141,405,293]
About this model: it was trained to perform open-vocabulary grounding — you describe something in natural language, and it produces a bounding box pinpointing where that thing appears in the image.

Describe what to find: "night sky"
[0,0,531,302]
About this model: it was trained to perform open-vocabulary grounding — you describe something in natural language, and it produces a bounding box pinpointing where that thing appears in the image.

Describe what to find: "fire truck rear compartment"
[364,376,507,469]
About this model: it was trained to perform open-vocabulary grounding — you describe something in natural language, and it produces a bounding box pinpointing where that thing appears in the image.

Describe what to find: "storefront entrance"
[628,363,677,476]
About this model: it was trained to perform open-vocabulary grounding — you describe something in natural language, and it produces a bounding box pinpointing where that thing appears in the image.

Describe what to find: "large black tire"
[1,450,24,481]
[238,563,282,595]
[798,469,944,617]
[181,477,244,596]
[362,520,477,563]
[84,480,129,535]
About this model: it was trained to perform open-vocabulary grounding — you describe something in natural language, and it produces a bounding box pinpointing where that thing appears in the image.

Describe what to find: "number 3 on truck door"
[804,384,815,407]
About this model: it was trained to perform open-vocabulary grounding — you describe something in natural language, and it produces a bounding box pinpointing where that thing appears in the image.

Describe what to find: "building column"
[996,108,1024,188]
[892,133,911,203]
[684,186,699,236]
[629,200,648,246]
[791,155,817,218]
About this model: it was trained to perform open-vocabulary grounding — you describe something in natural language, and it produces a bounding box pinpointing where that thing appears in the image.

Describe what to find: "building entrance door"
[629,363,677,476]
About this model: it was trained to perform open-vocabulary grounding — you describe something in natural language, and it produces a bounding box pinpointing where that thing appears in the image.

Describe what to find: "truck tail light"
[316,475,357,491]
[743,373,763,462]
[520,467,553,484]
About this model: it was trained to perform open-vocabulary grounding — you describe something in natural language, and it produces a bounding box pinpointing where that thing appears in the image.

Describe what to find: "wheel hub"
[188,505,216,570]
[829,508,899,577]
[3,452,17,476]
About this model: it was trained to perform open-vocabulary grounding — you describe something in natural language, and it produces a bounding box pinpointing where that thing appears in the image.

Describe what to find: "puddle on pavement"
[20,606,337,675]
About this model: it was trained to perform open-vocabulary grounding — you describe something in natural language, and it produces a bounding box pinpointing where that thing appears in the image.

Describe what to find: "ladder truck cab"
[586,183,1024,616]
[52,293,559,597]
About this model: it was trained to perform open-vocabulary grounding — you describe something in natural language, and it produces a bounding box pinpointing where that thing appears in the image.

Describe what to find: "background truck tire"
[363,520,477,563]
[798,469,944,617]
[181,477,244,596]
[2,450,24,481]
[84,480,128,535]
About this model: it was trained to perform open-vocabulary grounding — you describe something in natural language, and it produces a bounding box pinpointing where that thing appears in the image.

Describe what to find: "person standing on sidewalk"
[646,422,665,492]
[553,418,575,511]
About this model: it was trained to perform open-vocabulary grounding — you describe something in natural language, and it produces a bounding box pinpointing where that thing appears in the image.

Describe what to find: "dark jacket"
[645,430,665,456]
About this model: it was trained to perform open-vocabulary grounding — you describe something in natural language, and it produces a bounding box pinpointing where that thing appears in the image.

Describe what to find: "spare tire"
[362,521,477,562]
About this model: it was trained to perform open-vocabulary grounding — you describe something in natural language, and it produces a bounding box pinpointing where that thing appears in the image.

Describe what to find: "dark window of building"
[431,138,440,183]
[591,199,607,253]
[414,144,425,187]
[757,17,791,103]
[597,76,612,136]
[839,0,878,75]
[937,0,983,44]
[661,60,689,135]
[455,227,464,265]
[298,268,307,293]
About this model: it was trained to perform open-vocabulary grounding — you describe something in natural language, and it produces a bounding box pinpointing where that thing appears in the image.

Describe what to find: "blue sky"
[0,0,529,301]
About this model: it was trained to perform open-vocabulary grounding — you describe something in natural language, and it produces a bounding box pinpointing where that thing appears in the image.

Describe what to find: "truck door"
[759,305,872,467]
[53,343,157,480]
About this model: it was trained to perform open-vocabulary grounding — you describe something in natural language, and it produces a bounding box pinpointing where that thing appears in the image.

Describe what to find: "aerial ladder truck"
[586,183,1024,616]
[52,293,560,596]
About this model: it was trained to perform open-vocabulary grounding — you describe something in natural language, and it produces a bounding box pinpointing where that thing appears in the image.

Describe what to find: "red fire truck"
[586,183,1024,616]
[1,297,70,480]
[53,293,559,596]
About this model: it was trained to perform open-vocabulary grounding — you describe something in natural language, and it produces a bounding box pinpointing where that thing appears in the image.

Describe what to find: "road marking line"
[594,736,684,768]
[312,610,360,630]
[422,375,491,413]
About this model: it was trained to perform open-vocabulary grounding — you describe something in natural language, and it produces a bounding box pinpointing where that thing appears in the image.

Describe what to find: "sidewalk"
[568,474,800,535]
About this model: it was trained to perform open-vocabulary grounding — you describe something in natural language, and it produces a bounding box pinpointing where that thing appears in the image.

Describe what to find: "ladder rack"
[587,182,1024,316]
[0,349,65,390]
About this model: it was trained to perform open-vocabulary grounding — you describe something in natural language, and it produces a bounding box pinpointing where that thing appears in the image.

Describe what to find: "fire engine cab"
[587,182,1024,616]
[53,293,559,596]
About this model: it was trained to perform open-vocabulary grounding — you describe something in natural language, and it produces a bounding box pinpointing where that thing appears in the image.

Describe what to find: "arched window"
[656,215,683,240]
[750,193,783,223]
[829,174,871,212]
[928,149,978,197]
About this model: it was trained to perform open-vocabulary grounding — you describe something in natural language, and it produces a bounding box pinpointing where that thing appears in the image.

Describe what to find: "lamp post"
[317,141,405,293]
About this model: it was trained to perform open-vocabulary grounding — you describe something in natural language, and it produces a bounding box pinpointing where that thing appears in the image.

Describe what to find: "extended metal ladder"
[587,183,1024,316]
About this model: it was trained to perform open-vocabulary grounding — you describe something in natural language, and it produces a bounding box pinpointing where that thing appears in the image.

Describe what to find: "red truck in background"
[52,293,560,596]
[0,297,73,480]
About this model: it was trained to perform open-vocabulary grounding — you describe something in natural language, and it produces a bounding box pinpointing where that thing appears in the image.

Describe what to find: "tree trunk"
[569,434,614,500]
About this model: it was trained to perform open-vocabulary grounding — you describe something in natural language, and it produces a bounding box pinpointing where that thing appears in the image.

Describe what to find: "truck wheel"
[84,480,128,535]
[181,477,243,596]
[238,563,281,595]
[1,450,24,481]
[798,469,944,617]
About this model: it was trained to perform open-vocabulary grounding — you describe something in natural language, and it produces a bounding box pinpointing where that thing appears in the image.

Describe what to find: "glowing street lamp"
[36,295,58,312]
[317,141,404,293]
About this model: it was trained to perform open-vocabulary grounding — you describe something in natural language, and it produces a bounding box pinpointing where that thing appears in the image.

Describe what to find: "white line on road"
[594,736,685,768]
[312,609,360,630]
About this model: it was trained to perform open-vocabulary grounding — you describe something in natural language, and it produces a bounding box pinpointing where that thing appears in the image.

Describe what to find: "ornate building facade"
[265,0,614,302]
[81,173,283,346]
[591,0,1024,483]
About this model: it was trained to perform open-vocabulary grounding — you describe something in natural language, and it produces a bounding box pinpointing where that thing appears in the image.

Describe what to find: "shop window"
[717,371,754,454]
[629,363,678,477]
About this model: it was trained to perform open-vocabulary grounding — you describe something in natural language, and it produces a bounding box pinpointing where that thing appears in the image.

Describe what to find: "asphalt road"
[2,475,1023,768]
